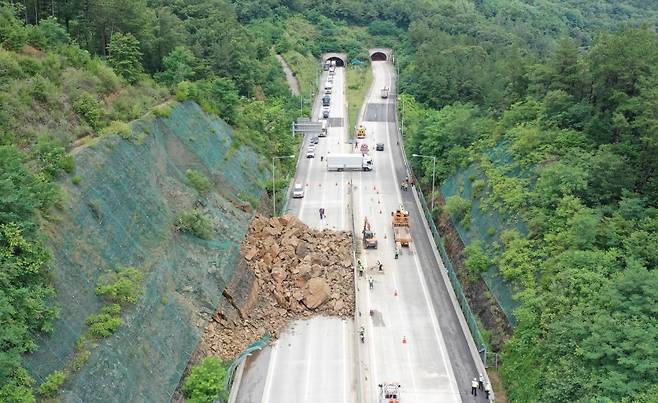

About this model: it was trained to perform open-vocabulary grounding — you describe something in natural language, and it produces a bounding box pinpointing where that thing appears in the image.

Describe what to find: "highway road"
[236,65,356,403]
[353,61,461,402]
[236,58,490,403]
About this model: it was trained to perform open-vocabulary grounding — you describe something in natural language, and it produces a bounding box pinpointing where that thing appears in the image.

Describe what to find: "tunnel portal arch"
[370,51,387,61]
[325,56,345,67]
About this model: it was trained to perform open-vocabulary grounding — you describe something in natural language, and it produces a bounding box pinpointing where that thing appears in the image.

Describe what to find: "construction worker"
[368,276,374,290]
[479,373,484,391]
[319,207,325,220]
[377,260,383,272]
[471,378,478,396]
[357,260,364,277]
[394,247,399,259]
[485,381,491,399]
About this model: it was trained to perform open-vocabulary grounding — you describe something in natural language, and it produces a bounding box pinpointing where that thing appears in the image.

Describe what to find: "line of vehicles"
[294,59,404,402]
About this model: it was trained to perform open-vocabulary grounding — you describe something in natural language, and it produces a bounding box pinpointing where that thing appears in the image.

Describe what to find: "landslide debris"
[200,214,354,360]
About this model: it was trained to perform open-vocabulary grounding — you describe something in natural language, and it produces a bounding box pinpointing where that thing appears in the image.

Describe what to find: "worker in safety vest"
[471,378,478,396]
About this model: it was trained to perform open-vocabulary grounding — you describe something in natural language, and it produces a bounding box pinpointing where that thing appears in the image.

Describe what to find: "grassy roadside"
[346,64,373,136]
[487,369,509,402]
[282,50,318,98]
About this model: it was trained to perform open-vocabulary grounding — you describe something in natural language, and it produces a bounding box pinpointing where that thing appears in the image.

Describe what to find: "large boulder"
[303,277,330,309]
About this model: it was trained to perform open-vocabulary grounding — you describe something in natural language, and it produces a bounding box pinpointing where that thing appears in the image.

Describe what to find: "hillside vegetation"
[3,0,658,401]
[388,2,658,402]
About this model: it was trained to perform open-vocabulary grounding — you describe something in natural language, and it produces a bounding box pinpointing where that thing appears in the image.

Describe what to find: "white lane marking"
[372,62,419,393]
[342,320,348,403]
[260,344,278,403]
[302,322,314,401]
[380,62,459,400]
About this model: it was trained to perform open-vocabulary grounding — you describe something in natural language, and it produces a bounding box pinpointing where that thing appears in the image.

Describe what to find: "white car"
[306,149,316,158]
[292,183,304,198]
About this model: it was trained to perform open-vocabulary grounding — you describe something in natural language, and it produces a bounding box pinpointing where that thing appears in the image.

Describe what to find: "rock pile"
[200,214,354,360]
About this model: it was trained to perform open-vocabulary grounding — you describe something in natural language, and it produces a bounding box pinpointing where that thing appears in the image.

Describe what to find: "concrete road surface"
[352,61,462,403]
[236,66,357,403]
[358,61,491,402]
[236,60,489,403]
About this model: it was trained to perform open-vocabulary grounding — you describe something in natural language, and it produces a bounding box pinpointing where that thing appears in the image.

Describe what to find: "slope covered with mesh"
[24,101,267,402]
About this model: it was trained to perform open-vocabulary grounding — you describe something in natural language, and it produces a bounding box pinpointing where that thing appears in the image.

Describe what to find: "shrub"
[73,93,103,130]
[472,179,486,198]
[183,357,229,403]
[152,103,172,118]
[59,45,92,68]
[96,267,144,305]
[101,120,131,139]
[178,209,214,240]
[70,349,90,371]
[0,367,36,402]
[465,241,490,276]
[444,195,471,220]
[39,370,67,398]
[176,80,197,101]
[86,304,123,339]
[30,136,73,178]
[487,226,497,237]
[186,169,212,194]
[0,49,24,81]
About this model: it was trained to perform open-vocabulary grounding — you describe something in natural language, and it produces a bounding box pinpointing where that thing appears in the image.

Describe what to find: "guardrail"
[391,63,490,365]
[415,188,489,363]
[226,333,272,403]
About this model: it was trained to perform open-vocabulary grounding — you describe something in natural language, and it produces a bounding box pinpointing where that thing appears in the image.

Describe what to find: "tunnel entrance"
[325,57,345,67]
[370,52,387,61]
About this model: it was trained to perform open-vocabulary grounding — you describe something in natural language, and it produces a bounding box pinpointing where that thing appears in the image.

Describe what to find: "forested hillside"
[389,2,658,402]
[2,0,658,401]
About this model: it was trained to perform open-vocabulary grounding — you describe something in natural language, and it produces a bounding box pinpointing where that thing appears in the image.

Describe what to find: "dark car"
[376,143,384,151]
[322,95,331,106]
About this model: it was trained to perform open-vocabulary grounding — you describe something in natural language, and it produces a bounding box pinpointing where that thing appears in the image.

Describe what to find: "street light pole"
[272,155,295,216]
[412,154,437,213]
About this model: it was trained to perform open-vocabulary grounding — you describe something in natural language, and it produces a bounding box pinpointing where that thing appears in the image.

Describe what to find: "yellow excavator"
[362,217,378,249]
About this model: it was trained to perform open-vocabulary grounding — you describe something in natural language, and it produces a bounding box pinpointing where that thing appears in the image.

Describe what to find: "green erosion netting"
[442,146,526,326]
[24,101,267,402]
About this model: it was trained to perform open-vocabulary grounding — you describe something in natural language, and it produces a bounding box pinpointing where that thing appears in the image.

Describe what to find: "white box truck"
[327,154,374,171]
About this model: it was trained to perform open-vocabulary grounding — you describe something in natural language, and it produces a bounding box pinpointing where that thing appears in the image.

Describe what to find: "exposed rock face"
[199,214,354,360]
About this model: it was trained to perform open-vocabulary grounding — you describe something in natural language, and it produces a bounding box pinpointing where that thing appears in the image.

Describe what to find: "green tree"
[183,357,229,403]
[31,16,70,50]
[107,32,144,84]
[155,46,197,87]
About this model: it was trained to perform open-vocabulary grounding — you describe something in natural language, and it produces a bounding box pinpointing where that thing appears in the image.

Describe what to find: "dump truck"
[326,154,373,171]
[392,207,411,246]
[379,383,401,403]
[362,217,378,249]
[380,86,389,99]
[356,125,366,139]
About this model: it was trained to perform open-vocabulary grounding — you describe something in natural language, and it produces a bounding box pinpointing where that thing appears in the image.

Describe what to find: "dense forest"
[2,0,658,401]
